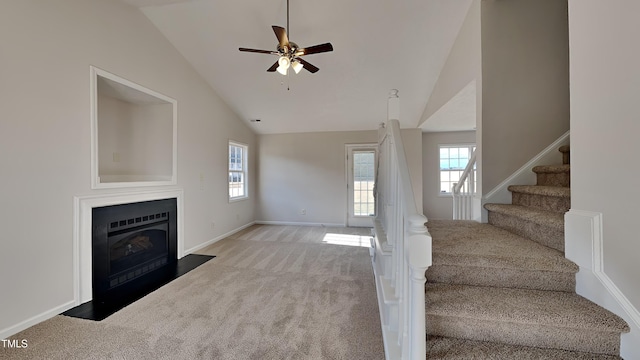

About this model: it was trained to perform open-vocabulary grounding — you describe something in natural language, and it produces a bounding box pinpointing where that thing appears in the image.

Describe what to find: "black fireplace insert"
[92,198,177,300]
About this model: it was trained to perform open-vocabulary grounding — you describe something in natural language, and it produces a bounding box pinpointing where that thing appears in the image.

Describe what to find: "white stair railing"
[372,90,432,360]
[452,150,477,220]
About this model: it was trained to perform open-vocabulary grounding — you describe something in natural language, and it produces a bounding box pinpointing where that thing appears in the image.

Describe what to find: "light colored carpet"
[1,225,384,360]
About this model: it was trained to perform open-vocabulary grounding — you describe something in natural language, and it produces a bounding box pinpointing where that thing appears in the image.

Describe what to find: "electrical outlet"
[300,208,306,215]
[211,221,215,230]
[112,152,120,162]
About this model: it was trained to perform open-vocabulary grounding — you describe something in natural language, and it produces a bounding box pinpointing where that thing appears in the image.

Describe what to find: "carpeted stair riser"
[427,315,622,356]
[426,265,575,292]
[509,186,571,213]
[426,335,622,360]
[487,211,564,252]
[533,164,571,187]
[425,283,629,356]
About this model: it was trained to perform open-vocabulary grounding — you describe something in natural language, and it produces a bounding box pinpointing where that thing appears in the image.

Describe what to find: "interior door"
[346,144,377,227]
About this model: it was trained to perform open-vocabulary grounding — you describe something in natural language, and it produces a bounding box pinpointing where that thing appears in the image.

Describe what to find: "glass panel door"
[347,145,376,227]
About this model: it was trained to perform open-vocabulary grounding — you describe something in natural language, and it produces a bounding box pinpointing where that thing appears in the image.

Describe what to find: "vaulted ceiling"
[121,0,473,134]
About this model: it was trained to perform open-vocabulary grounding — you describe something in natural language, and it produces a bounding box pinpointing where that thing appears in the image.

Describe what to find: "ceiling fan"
[239,0,333,75]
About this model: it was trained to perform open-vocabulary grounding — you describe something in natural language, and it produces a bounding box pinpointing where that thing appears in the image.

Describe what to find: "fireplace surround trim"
[73,189,184,304]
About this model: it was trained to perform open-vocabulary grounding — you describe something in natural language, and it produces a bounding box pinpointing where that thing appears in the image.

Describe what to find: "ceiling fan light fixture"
[291,60,303,74]
[278,56,290,68]
[277,56,290,75]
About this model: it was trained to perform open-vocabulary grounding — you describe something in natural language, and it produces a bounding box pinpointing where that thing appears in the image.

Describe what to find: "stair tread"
[508,185,571,198]
[428,220,577,273]
[533,164,570,174]
[426,283,630,334]
[484,203,564,230]
[427,335,621,360]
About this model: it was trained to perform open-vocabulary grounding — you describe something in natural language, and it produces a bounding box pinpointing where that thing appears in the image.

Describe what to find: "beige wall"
[0,0,256,336]
[257,129,423,225]
[568,0,640,355]
[257,131,377,225]
[481,0,570,192]
[422,131,476,220]
[98,95,174,177]
[420,0,481,129]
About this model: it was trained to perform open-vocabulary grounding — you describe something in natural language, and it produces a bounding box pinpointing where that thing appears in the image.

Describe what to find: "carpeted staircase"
[425,146,630,359]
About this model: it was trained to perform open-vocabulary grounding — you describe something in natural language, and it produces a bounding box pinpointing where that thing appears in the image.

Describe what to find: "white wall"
[422,131,476,220]
[0,0,256,337]
[567,0,640,356]
[257,129,423,225]
[481,0,570,192]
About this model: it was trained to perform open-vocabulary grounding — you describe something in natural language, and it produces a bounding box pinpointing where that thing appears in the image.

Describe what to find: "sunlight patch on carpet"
[322,233,371,248]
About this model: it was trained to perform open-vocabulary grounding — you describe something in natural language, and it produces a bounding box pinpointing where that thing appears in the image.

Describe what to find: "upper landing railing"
[452,150,477,220]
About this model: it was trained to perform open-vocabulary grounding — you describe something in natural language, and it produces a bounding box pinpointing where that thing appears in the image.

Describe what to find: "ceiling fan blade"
[272,26,289,48]
[267,61,279,72]
[297,43,334,56]
[239,47,276,55]
[296,58,319,73]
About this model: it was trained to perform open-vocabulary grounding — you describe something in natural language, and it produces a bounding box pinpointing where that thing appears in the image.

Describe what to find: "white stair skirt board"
[565,209,640,359]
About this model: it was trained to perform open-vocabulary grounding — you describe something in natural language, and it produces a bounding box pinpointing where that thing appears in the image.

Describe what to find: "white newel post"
[408,214,431,360]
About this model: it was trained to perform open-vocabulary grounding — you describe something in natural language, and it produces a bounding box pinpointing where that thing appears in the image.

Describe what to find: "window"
[439,144,476,194]
[229,141,248,200]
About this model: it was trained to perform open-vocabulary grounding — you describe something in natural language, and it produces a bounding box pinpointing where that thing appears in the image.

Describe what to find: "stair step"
[426,220,577,292]
[427,335,622,359]
[559,145,570,165]
[426,283,630,355]
[533,164,570,187]
[484,204,565,252]
[508,185,571,213]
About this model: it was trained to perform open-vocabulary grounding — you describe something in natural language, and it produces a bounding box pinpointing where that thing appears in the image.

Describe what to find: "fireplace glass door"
[108,224,168,287]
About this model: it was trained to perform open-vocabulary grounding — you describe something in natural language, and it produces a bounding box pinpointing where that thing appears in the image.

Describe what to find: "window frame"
[228,141,248,202]
[438,143,476,196]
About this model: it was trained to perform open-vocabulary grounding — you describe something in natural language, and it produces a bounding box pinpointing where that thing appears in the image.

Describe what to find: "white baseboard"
[254,220,346,227]
[565,209,640,358]
[0,300,76,340]
[184,221,256,255]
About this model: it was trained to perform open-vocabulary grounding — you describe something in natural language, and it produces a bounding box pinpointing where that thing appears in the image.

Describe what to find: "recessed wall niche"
[91,66,177,189]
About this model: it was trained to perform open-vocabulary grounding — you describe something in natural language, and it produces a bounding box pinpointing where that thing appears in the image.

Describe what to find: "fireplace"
[92,198,177,300]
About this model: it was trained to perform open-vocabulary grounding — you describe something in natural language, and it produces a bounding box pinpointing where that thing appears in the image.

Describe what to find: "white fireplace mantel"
[73,189,184,304]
